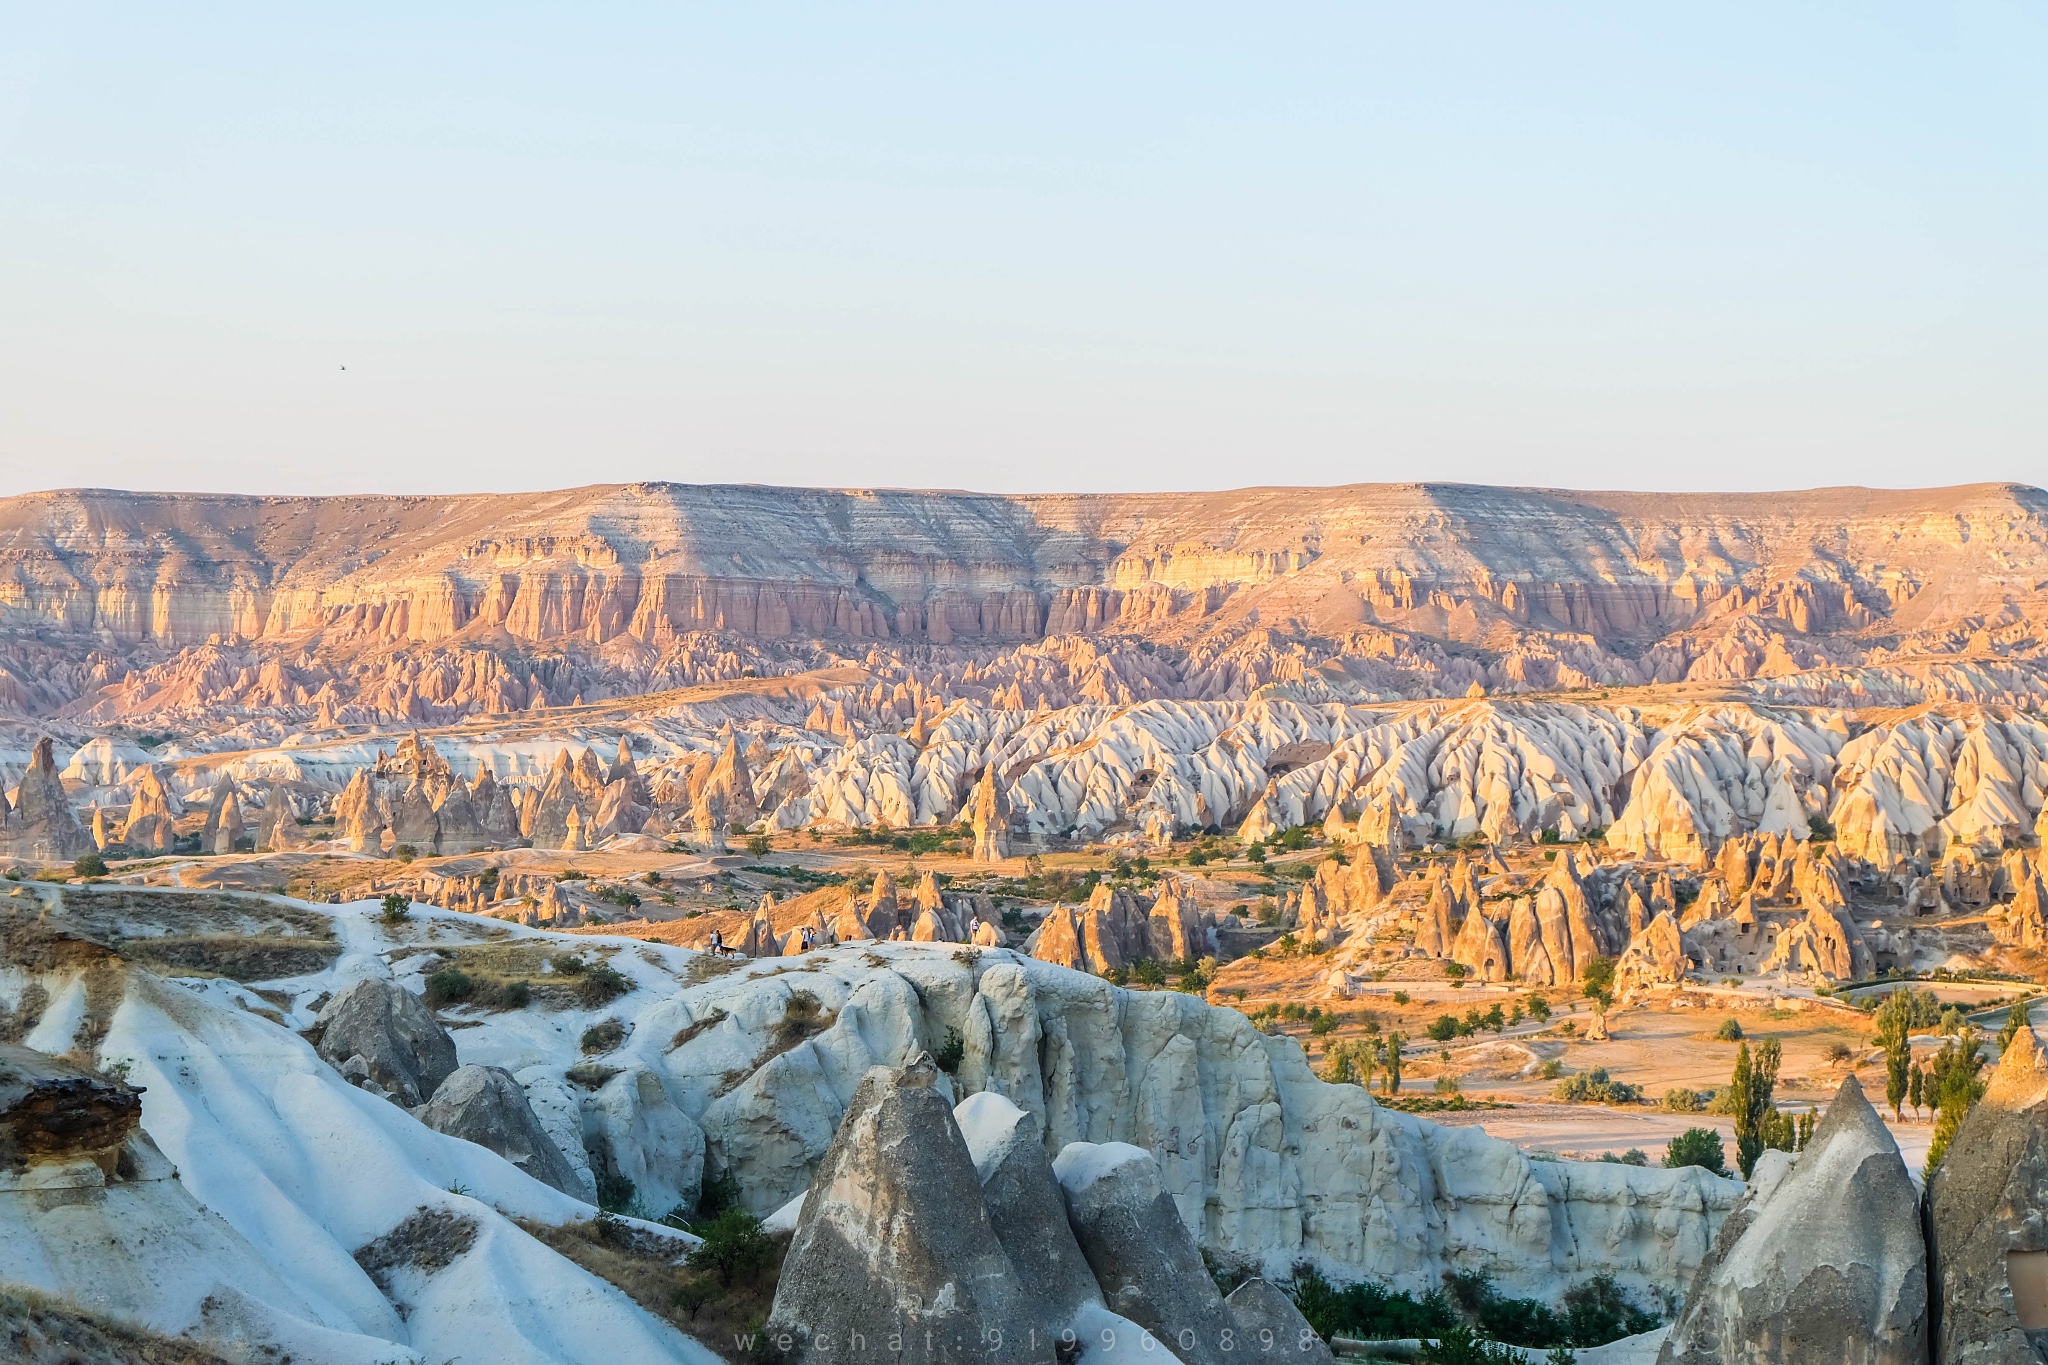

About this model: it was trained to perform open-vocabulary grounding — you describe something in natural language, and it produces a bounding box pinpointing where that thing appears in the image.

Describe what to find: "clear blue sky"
[2,4,2044,497]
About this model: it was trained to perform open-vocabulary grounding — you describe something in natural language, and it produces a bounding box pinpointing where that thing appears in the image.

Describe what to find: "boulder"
[582,1066,705,1218]
[1927,1023,2048,1365]
[417,1063,583,1197]
[767,1058,1049,1365]
[955,1091,1100,1323]
[1224,1278,1334,1365]
[1657,1078,1925,1365]
[313,978,459,1108]
[1053,1141,1237,1365]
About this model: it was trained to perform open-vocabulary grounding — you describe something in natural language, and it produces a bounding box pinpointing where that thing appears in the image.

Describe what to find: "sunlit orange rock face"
[0,479,2044,728]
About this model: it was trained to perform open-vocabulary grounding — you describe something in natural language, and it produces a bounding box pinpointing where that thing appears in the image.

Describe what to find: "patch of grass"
[414,942,606,1011]
[671,1008,730,1051]
[352,1206,479,1295]
[767,991,833,1057]
[518,1212,785,1358]
[581,1018,629,1054]
[0,1283,243,1364]
[122,934,342,983]
[1379,1095,1511,1114]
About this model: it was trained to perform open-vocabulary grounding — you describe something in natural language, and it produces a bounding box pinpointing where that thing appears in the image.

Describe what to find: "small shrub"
[1552,1067,1642,1105]
[72,853,108,878]
[1560,1273,1659,1345]
[694,1173,745,1221]
[1663,1127,1729,1176]
[379,893,411,923]
[1392,990,1411,1005]
[1285,1264,1456,1342]
[573,959,633,1007]
[487,979,532,1009]
[1419,1322,1527,1364]
[581,1018,628,1054]
[1661,1087,1706,1113]
[1539,1057,1565,1080]
[1435,1073,1462,1095]
[745,834,771,856]
[933,1027,966,1073]
[1596,1148,1648,1167]
[687,1208,777,1286]
[393,843,417,863]
[594,1171,636,1214]
[1714,1018,1744,1042]
[425,968,476,1006]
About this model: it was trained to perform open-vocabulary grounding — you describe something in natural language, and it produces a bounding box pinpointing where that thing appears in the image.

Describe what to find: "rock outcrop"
[1056,1141,1240,1365]
[0,738,91,861]
[582,1065,706,1218]
[1927,1024,2048,1365]
[1223,1279,1335,1365]
[417,1063,584,1197]
[1658,1078,1926,1365]
[956,1091,1102,1323]
[313,978,460,1107]
[0,1042,143,1169]
[972,766,1011,863]
[767,1059,1053,1365]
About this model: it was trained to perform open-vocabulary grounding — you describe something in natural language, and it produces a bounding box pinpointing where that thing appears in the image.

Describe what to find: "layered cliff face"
[3,480,2046,728]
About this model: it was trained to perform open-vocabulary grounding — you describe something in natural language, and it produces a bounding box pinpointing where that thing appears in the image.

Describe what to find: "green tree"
[1908,1062,1924,1119]
[379,893,411,924]
[1581,957,1616,1014]
[1662,1127,1729,1177]
[1380,1032,1406,1096]
[686,1208,775,1285]
[72,853,108,878]
[1926,1035,1988,1173]
[1727,1037,1783,1178]
[1526,994,1551,1022]
[1875,988,1912,1121]
[1999,999,2034,1052]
